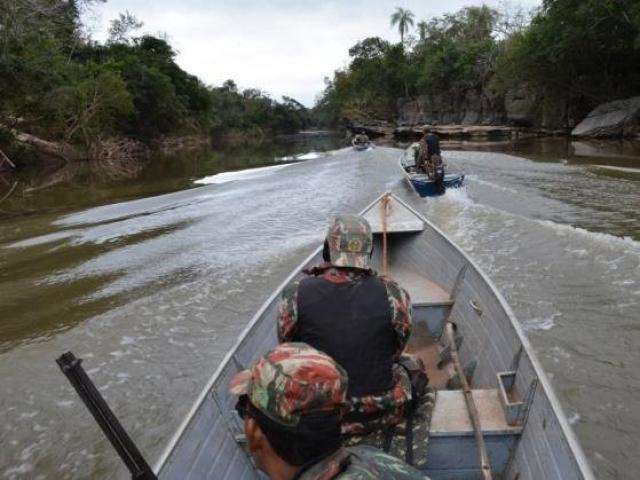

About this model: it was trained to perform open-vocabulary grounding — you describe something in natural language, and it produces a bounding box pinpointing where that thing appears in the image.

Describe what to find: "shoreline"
[348,122,640,142]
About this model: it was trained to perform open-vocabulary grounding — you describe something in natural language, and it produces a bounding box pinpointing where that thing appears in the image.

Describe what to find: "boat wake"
[591,165,640,175]
[277,151,323,162]
[433,177,640,255]
[466,176,522,195]
[535,220,640,253]
[522,312,560,332]
[194,164,290,185]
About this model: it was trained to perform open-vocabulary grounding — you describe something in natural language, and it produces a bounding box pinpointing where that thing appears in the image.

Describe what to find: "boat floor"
[385,265,453,389]
[387,266,452,306]
[405,326,451,389]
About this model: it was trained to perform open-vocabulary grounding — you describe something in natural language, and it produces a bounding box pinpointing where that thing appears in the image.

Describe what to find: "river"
[0,134,638,479]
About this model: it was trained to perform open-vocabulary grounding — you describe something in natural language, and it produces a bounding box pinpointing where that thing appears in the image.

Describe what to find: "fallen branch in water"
[89,138,148,178]
[0,148,16,169]
[14,131,83,162]
[0,180,18,206]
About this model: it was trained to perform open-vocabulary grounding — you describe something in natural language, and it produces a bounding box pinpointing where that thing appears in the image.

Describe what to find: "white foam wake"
[523,313,559,332]
[536,220,640,252]
[277,151,323,162]
[592,165,640,174]
[194,164,290,185]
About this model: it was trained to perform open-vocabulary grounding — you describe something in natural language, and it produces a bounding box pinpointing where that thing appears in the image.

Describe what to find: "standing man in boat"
[277,215,432,466]
[419,127,444,184]
[230,342,428,479]
[352,131,370,149]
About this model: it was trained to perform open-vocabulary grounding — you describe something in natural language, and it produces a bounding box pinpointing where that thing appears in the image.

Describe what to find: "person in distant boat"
[277,215,433,466]
[419,128,444,181]
[230,342,427,479]
[353,132,370,147]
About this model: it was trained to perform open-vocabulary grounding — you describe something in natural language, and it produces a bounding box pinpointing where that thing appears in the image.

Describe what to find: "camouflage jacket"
[277,264,413,434]
[295,445,427,480]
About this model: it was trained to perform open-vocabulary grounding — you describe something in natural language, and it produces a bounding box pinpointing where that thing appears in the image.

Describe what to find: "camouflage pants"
[344,387,436,468]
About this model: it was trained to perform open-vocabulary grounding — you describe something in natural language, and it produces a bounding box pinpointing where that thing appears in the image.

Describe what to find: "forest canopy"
[0,0,309,155]
[314,0,640,127]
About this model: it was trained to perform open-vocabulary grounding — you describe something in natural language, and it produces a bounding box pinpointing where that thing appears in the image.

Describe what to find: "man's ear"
[245,417,264,454]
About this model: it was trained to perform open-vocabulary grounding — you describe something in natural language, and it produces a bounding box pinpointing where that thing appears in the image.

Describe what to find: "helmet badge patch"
[347,238,362,252]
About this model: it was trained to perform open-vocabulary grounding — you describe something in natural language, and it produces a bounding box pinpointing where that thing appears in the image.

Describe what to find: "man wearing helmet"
[419,127,444,183]
[277,215,431,465]
[230,342,427,479]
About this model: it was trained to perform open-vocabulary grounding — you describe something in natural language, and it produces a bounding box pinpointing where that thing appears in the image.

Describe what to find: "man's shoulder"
[342,445,426,479]
[281,280,301,300]
[378,276,410,300]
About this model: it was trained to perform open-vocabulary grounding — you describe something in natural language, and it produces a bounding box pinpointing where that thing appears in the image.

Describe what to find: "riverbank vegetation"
[0,1,310,167]
[314,0,640,129]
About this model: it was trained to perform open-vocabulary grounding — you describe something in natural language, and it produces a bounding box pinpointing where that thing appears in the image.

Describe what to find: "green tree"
[494,0,640,122]
[413,6,499,94]
[108,11,144,45]
[50,70,133,146]
[390,7,415,45]
[417,21,429,43]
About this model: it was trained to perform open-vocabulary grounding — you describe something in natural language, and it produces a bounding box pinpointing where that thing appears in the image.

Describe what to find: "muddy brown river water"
[0,135,639,479]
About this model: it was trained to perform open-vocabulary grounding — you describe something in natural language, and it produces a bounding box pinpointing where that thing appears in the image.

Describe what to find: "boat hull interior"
[155,193,593,480]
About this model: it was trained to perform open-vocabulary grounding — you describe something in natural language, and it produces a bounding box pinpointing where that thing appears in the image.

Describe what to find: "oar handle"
[444,324,493,480]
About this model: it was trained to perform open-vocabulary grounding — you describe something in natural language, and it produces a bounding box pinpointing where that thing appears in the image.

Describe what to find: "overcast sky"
[86,0,541,107]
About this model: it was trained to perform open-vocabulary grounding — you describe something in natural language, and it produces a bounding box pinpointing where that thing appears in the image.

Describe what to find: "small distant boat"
[352,134,371,151]
[401,143,464,197]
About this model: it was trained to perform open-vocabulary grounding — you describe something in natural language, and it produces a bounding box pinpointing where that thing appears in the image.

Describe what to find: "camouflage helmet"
[326,215,372,269]
[229,342,349,427]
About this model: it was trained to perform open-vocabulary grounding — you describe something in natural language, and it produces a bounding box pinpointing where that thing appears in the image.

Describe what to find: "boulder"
[504,89,535,127]
[572,96,640,138]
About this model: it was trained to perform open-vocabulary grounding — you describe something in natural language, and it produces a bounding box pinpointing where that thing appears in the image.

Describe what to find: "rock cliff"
[396,88,587,132]
[572,97,640,138]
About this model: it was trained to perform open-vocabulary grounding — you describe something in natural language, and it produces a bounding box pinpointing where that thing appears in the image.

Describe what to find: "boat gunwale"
[153,193,388,473]
[388,186,594,479]
[155,187,595,479]
[399,154,422,196]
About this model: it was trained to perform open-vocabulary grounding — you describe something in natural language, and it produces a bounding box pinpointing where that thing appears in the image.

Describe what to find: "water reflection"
[0,132,346,225]
[0,135,638,480]
[0,132,346,350]
[445,136,640,167]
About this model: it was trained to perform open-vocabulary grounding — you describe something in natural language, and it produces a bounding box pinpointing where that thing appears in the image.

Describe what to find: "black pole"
[56,352,158,480]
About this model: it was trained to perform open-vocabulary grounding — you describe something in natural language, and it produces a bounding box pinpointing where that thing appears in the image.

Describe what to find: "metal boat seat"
[388,268,452,307]
[387,266,453,339]
[423,389,523,479]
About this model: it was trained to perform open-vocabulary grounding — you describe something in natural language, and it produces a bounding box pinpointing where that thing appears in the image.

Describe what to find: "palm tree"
[417,20,428,43]
[390,7,415,45]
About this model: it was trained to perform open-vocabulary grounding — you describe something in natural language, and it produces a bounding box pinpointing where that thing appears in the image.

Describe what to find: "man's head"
[422,125,432,134]
[230,343,348,477]
[324,215,373,269]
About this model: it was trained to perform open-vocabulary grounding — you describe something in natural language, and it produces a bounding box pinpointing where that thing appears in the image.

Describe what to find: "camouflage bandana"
[326,215,372,269]
[229,343,349,427]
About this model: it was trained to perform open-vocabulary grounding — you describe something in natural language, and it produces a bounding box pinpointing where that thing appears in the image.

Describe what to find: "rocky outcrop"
[356,91,640,140]
[347,119,394,138]
[397,88,586,132]
[397,89,507,126]
[394,124,523,140]
[572,96,640,138]
[504,89,536,127]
